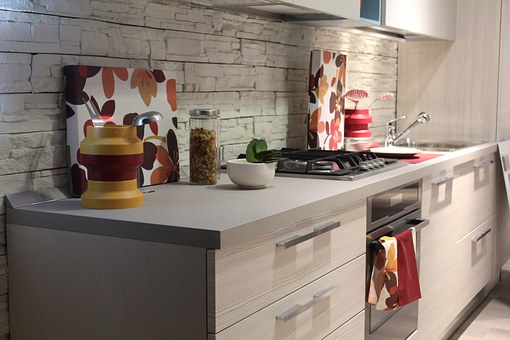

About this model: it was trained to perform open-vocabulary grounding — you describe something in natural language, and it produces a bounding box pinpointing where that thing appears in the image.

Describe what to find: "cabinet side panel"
[498,0,510,140]
[7,224,207,340]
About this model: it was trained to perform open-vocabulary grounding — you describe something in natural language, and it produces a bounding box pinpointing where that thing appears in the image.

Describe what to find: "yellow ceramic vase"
[80,125,144,209]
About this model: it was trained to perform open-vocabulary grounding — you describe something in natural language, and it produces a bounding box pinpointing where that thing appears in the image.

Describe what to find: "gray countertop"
[6,143,498,249]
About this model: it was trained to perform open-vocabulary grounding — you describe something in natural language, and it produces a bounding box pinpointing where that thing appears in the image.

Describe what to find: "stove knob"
[371,160,380,168]
[377,158,385,167]
[359,161,369,171]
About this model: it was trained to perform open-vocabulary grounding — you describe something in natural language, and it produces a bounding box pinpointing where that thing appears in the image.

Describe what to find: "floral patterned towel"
[368,228,421,310]
[368,236,399,310]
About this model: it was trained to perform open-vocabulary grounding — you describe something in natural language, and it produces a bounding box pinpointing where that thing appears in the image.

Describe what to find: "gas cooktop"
[275,148,408,181]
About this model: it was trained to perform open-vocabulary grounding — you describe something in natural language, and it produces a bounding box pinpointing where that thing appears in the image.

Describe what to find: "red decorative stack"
[345,109,372,138]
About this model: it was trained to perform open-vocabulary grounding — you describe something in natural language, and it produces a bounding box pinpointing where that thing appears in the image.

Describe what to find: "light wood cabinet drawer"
[210,255,365,340]
[422,154,496,240]
[323,310,364,340]
[208,200,366,333]
[454,216,496,315]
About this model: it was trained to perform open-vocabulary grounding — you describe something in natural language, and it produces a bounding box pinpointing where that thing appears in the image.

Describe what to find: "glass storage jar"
[189,109,221,185]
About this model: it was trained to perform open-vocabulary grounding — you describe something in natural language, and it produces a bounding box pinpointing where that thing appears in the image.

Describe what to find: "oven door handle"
[369,218,429,248]
[276,221,341,249]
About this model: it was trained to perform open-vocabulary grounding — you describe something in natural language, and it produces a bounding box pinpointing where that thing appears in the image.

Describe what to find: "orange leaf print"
[150,145,176,184]
[309,107,322,132]
[338,62,346,83]
[323,51,332,64]
[318,75,329,105]
[166,79,177,111]
[317,121,325,133]
[113,67,128,81]
[151,166,170,184]
[156,145,171,167]
[131,69,158,106]
[102,68,115,99]
[382,238,397,273]
[102,67,129,99]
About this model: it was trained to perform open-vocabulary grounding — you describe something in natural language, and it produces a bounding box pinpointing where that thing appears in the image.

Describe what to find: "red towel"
[396,229,421,306]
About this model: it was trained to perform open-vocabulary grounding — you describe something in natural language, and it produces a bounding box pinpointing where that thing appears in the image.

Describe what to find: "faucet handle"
[387,115,406,126]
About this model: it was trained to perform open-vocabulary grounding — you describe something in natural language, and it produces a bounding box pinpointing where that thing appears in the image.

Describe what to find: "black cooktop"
[275,148,407,181]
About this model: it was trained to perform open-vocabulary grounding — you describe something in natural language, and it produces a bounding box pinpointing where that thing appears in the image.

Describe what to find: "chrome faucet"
[385,112,430,147]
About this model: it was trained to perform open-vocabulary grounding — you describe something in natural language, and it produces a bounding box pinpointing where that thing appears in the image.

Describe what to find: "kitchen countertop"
[6,143,498,249]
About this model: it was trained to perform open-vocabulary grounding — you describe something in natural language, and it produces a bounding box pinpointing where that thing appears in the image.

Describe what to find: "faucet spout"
[385,112,430,147]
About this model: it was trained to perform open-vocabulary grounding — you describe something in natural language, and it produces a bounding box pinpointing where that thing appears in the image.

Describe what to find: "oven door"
[365,216,429,339]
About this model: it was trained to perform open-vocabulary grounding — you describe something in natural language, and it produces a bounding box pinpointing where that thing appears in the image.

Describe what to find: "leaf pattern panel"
[307,50,347,150]
[64,65,180,196]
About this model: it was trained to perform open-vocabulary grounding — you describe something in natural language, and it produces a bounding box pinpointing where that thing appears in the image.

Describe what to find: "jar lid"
[189,108,220,118]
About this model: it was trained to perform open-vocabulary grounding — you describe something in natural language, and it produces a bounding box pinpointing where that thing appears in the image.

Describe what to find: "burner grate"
[275,148,407,180]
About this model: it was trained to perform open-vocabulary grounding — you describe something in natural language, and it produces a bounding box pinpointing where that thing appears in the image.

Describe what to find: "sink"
[394,140,479,152]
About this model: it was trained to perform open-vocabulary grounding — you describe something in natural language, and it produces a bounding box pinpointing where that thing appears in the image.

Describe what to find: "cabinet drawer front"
[454,216,496,315]
[323,311,364,340]
[211,255,365,340]
[208,200,365,333]
[423,154,496,240]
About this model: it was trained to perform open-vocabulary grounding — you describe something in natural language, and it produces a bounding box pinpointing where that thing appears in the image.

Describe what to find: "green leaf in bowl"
[245,139,282,163]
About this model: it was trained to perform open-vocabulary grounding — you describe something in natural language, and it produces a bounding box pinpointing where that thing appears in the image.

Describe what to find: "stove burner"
[275,148,407,181]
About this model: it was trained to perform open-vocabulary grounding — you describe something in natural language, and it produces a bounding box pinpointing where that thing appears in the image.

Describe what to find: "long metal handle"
[387,115,407,125]
[474,160,494,170]
[275,284,337,322]
[370,219,429,248]
[472,228,492,243]
[432,174,459,186]
[276,221,341,249]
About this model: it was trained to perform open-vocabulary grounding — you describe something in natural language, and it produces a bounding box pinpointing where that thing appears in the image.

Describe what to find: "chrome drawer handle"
[432,174,459,186]
[276,221,341,249]
[275,284,337,322]
[474,160,494,169]
[472,228,492,243]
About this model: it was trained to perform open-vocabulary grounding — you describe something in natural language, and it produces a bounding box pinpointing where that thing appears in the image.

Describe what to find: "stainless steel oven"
[366,180,429,339]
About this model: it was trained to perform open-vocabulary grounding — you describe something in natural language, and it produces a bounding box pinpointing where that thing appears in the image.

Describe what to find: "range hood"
[190,0,456,41]
[190,0,360,23]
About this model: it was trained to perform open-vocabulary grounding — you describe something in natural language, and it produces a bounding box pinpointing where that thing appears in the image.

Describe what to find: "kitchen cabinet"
[454,216,496,315]
[497,0,510,139]
[397,0,501,143]
[322,311,364,340]
[4,143,498,339]
[7,197,366,339]
[209,199,366,338]
[211,256,365,339]
[497,140,510,269]
[418,152,497,339]
[360,0,457,40]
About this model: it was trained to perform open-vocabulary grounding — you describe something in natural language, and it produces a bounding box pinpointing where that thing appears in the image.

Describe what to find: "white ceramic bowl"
[226,159,276,189]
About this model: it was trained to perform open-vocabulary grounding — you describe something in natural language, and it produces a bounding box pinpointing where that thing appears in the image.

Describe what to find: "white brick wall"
[0,1,399,336]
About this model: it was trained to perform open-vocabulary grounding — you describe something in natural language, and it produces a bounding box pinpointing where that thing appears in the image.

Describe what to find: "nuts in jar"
[189,109,220,185]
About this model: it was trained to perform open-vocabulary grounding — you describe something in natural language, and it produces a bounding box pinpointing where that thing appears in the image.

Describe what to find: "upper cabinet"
[397,0,500,144]
[363,0,457,41]
[188,0,457,41]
